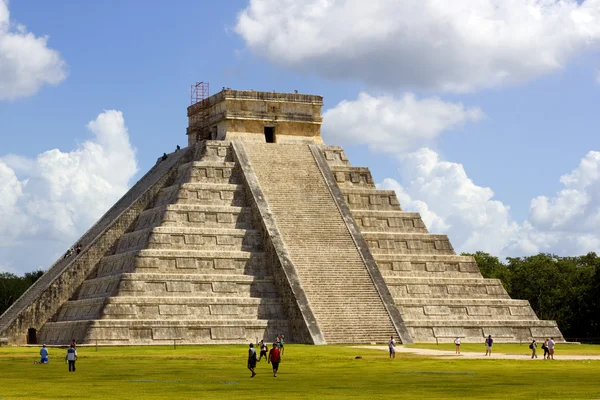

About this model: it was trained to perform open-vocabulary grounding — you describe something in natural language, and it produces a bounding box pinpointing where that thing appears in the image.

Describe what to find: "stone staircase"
[240,142,399,344]
[38,141,289,345]
[320,146,564,343]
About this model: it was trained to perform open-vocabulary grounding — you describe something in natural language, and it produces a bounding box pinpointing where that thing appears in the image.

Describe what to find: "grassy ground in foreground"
[406,343,600,355]
[0,345,599,400]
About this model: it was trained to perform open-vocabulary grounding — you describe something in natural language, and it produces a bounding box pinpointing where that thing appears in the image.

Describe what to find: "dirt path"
[352,345,600,360]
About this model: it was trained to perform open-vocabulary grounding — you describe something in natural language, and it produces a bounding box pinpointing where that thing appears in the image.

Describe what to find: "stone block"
[209,305,239,315]
[153,327,185,340]
[175,258,197,269]
[159,305,189,315]
[211,327,245,340]
[212,282,237,293]
[167,282,192,292]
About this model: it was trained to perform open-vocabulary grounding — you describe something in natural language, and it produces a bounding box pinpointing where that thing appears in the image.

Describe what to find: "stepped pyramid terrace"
[0,88,564,345]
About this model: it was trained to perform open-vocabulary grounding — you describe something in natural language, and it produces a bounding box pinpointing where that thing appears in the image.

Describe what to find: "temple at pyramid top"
[186,89,324,146]
[0,86,564,346]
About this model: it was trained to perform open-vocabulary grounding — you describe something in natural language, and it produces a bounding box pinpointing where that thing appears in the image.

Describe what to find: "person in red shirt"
[268,342,281,377]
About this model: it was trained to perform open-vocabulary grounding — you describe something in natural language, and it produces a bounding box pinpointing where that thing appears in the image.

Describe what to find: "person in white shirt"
[547,338,555,359]
[454,337,461,354]
[65,344,77,372]
[388,335,396,359]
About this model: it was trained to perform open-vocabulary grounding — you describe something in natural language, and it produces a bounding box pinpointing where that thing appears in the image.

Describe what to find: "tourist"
[71,339,77,348]
[280,334,285,356]
[454,337,461,354]
[388,335,396,359]
[247,343,257,378]
[161,153,168,161]
[39,344,49,364]
[65,344,77,372]
[530,339,537,359]
[258,340,268,361]
[176,145,181,152]
[542,339,550,359]
[548,337,555,360]
[485,335,493,356]
[76,244,82,255]
[268,342,281,377]
[275,335,281,350]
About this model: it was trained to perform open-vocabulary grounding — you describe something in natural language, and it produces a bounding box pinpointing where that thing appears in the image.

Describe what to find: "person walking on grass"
[268,342,281,377]
[248,343,257,378]
[65,344,77,372]
[542,339,550,359]
[485,335,493,356]
[388,335,396,359]
[280,334,285,356]
[530,339,538,359]
[258,340,268,362]
[39,345,49,364]
[548,337,555,360]
[454,337,461,355]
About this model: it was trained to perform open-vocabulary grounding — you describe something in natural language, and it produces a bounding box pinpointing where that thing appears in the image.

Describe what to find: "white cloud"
[0,110,138,274]
[378,149,520,255]
[236,0,600,92]
[322,92,483,154]
[0,0,66,100]
[377,149,600,257]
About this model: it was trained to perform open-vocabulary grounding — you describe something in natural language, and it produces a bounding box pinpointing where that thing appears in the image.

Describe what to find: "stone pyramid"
[0,89,564,345]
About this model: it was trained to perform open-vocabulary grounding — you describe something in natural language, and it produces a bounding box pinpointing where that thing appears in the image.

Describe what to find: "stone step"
[242,142,399,342]
[396,298,537,320]
[182,161,242,184]
[351,210,428,233]
[363,232,455,255]
[195,140,234,163]
[340,187,402,211]
[154,183,246,208]
[137,204,252,230]
[404,319,564,343]
[38,319,290,345]
[144,227,263,252]
[375,254,481,278]
[329,165,375,188]
[385,277,509,299]
[320,146,351,166]
[54,296,285,322]
[94,250,267,279]
[76,273,278,300]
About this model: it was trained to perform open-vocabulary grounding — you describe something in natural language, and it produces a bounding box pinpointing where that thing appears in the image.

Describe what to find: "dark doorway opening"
[264,126,275,143]
[27,328,37,345]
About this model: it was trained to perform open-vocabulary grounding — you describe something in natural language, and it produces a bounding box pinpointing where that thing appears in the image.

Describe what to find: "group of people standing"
[530,338,556,359]
[248,334,285,378]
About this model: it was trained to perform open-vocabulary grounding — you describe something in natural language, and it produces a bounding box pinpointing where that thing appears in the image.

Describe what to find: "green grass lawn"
[406,343,600,355]
[0,344,599,399]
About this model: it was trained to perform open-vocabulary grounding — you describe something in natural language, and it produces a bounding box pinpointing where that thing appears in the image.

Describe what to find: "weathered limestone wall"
[187,90,323,146]
[0,148,193,344]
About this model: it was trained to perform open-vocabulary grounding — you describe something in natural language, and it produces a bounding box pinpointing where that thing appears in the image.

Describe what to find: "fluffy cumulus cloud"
[323,93,600,257]
[322,92,483,154]
[378,150,600,257]
[378,150,520,255]
[507,151,600,255]
[0,0,66,100]
[236,0,600,92]
[0,111,137,274]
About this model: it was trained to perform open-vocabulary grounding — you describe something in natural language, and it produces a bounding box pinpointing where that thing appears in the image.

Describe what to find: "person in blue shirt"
[39,345,49,364]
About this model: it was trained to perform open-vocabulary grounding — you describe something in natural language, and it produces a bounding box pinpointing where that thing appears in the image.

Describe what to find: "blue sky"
[2,0,600,274]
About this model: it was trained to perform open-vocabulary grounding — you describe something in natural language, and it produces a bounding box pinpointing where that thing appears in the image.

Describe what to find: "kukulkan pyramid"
[0,88,564,345]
